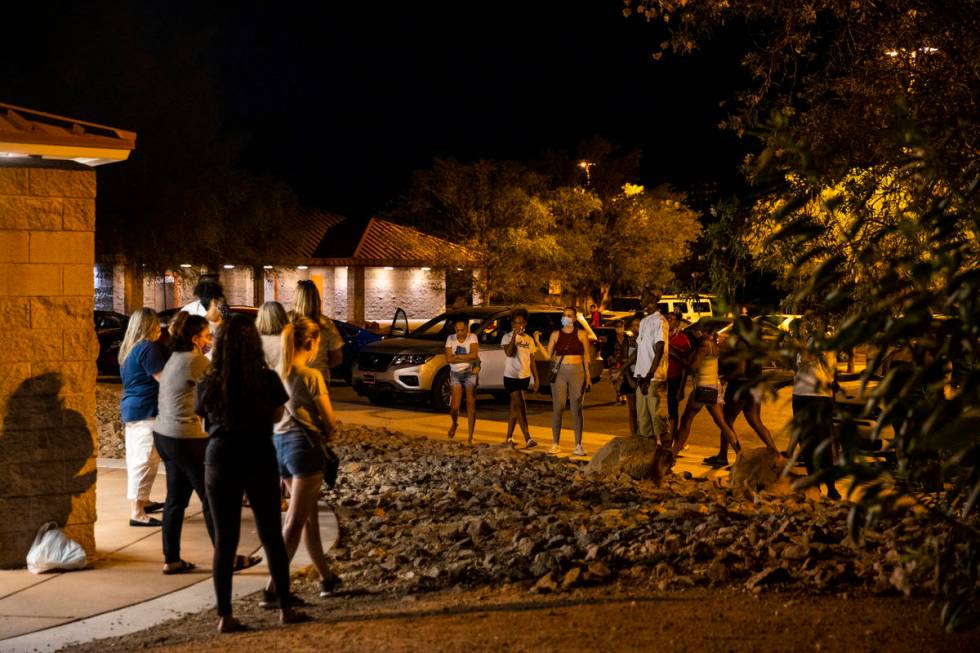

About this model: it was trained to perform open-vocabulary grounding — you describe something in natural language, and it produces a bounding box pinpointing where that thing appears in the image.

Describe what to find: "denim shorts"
[273,431,325,479]
[450,369,478,388]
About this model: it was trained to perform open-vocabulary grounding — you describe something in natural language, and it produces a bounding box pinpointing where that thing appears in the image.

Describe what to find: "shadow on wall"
[0,373,96,568]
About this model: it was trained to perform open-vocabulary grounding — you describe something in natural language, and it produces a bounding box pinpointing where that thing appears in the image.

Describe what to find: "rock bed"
[324,425,940,597]
[96,383,125,459]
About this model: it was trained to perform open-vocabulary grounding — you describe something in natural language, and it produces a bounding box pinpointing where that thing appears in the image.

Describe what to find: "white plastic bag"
[25,521,87,573]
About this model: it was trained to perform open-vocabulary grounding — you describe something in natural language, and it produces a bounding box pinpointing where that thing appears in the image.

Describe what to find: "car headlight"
[391,353,434,366]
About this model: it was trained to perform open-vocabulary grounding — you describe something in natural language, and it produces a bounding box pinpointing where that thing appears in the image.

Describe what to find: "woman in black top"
[196,314,305,633]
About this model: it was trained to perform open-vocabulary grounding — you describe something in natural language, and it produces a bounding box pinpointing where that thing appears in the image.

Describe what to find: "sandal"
[233,554,262,571]
[163,559,197,575]
[702,455,728,468]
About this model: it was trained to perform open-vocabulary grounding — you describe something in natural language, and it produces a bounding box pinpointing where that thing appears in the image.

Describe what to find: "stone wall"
[0,163,99,568]
[364,267,445,322]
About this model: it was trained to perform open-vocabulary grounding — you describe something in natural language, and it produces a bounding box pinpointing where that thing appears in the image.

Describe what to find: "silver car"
[352,306,602,411]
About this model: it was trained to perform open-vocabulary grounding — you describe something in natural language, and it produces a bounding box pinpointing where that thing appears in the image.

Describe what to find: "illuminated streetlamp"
[578,160,595,186]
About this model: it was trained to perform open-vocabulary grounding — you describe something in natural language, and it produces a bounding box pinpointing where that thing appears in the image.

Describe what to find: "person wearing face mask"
[152,312,261,575]
[545,307,598,456]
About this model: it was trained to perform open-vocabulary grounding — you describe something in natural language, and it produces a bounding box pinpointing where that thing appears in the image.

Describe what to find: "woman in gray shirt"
[153,312,260,574]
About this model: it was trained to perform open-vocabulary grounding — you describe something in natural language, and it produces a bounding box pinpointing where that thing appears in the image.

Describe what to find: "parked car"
[95,310,128,376]
[657,294,715,323]
[352,306,603,411]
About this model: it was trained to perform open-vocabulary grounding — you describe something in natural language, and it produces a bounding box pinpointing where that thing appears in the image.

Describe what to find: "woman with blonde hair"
[293,280,344,383]
[119,307,166,526]
[257,301,289,369]
[265,316,341,603]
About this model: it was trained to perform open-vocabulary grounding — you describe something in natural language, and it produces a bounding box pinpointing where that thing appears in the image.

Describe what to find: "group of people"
[118,278,345,632]
[603,289,841,497]
[449,306,598,457]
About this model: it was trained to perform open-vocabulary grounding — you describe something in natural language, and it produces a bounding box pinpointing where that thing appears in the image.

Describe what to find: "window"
[479,317,511,345]
[657,302,669,314]
[673,302,688,313]
[692,301,711,313]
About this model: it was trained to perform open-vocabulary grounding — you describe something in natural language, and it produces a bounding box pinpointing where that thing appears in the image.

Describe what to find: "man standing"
[589,304,602,328]
[634,289,670,445]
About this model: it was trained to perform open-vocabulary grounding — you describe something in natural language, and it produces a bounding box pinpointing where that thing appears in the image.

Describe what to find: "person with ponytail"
[195,314,303,633]
[293,280,344,384]
[267,316,341,602]
[118,307,166,526]
[153,312,261,575]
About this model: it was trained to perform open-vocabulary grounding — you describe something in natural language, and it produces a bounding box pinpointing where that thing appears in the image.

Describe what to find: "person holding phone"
[500,307,540,449]
[546,307,597,456]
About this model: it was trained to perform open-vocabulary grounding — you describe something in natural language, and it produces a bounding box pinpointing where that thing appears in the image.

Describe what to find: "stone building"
[98,214,478,325]
[0,102,135,567]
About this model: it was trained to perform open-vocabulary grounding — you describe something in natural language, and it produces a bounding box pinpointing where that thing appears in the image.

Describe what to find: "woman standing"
[446,317,480,443]
[196,314,303,633]
[500,307,539,448]
[153,313,261,574]
[546,307,597,456]
[268,317,341,602]
[604,319,631,405]
[672,324,741,459]
[119,308,166,527]
[257,301,289,369]
[293,280,344,384]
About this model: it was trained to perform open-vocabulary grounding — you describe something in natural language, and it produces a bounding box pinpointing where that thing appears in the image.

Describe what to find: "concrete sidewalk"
[0,460,338,651]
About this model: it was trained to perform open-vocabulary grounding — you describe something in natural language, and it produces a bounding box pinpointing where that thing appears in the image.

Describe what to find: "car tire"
[367,392,396,406]
[430,367,452,412]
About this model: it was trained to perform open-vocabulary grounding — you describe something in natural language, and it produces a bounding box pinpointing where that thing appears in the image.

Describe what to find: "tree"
[625,0,980,629]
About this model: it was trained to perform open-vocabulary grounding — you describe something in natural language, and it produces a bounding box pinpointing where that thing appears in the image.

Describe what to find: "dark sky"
[2,1,747,218]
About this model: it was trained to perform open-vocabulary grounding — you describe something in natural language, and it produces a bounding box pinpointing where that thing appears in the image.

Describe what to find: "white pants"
[125,419,160,502]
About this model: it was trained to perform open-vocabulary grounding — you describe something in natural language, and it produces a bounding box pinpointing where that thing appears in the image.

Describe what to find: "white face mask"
[561,316,574,328]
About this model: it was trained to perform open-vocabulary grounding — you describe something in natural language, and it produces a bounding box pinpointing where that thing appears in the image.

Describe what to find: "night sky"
[2,1,747,218]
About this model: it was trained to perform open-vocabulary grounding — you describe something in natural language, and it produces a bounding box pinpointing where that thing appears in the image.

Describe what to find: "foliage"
[390,159,699,304]
[625,0,980,629]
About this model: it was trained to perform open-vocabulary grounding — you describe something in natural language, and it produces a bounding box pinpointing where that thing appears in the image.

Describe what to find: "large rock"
[585,436,673,485]
[730,447,784,490]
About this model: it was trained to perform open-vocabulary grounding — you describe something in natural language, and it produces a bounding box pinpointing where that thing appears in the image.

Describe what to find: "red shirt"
[590,310,601,327]
[667,331,692,379]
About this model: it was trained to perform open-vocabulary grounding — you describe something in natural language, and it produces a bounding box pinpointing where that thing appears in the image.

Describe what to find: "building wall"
[364,267,445,322]
[0,164,99,568]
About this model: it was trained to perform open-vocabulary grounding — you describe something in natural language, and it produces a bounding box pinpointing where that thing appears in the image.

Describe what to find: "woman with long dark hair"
[196,314,304,633]
[154,312,261,574]
[545,306,597,456]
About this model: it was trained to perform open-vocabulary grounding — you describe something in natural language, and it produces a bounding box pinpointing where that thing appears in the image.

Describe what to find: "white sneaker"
[499,439,515,448]
[524,438,538,449]
[548,444,561,454]
[573,445,587,457]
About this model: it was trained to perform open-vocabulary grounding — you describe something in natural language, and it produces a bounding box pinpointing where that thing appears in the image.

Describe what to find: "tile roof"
[264,209,345,265]
[0,102,136,165]
[311,217,478,267]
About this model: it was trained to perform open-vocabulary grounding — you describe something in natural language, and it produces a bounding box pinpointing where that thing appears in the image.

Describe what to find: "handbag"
[285,403,340,488]
[692,385,719,404]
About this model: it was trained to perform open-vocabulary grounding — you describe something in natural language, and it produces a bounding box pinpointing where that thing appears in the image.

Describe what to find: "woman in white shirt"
[500,307,540,448]
[445,317,480,443]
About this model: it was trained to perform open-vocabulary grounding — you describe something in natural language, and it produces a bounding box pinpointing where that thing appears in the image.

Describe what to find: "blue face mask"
[561,316,574,328]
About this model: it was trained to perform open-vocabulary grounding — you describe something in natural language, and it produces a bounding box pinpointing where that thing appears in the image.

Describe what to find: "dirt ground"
[63,581,979,653]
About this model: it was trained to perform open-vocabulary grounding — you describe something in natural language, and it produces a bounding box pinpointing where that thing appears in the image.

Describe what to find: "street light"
[578,160,595,186]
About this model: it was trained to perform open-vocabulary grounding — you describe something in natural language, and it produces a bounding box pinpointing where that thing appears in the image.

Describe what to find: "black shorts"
[667,376,683,420]
[725,379,752,412]
[504,376,531,393]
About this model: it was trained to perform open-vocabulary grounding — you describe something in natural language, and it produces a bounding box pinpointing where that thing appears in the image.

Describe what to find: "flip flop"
[163,559,197,575]
[129,517,162,527]
[144,501,165,513]
[233,554,263,571]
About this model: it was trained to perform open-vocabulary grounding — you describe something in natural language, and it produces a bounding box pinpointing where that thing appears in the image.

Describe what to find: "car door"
[475,315,509,390]
[390,308,409,337]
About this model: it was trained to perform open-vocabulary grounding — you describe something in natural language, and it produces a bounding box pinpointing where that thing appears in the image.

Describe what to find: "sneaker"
[524,438,538,449]
[319,571,342,597]
[572,445,587,457]
[548,444,561,454]
[259,589,308,610]
[499,439,515,448]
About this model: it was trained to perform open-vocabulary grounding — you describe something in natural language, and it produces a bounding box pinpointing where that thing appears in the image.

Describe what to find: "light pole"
[578,160,595,186]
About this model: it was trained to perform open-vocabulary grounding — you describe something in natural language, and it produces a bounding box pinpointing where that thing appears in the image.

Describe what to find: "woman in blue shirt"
[119,308,166,526]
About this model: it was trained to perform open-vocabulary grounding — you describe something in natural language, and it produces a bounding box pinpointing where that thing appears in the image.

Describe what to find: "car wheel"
[367,392,396,406]
[430,367,452,411]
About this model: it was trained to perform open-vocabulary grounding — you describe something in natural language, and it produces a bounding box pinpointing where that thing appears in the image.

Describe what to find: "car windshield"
[409,311,499,340]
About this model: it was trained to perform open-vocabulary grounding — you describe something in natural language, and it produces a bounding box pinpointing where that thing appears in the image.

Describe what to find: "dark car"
[95,310,128,376]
